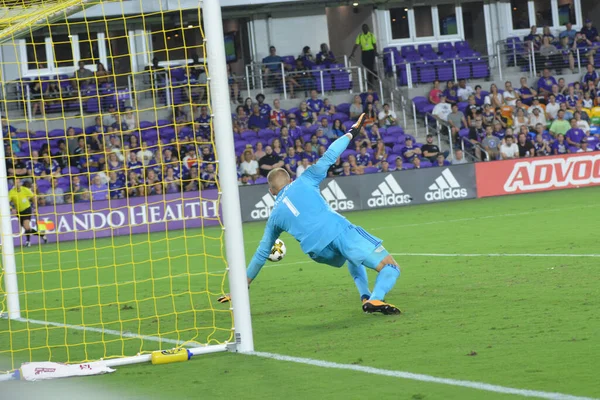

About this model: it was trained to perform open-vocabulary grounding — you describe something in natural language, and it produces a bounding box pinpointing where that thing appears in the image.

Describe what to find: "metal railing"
[243,60,363,100]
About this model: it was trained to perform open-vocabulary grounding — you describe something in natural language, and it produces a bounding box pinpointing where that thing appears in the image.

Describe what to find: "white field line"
[1,315,597,400]
[250,352,598,400]
[392,253,600,258]
[19,203,599,270]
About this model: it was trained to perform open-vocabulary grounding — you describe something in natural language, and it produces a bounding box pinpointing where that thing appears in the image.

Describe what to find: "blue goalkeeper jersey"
[246,135,353,279]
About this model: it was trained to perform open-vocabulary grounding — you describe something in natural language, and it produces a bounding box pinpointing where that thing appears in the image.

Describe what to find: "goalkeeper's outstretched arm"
[246,221,282,283]
[303,113,366,183]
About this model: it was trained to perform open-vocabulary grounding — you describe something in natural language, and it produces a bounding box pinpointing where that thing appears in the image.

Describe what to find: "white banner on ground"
[20,361,115,381]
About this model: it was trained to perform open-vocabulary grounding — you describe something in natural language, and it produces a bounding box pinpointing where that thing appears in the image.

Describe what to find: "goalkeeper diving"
[222,114,401,315]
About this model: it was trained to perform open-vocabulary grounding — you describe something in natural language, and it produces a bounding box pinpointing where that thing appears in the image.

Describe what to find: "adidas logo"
[425,169,468,201]
[251,193,276,219]
[367,175,412,208]
[321,181,354,211]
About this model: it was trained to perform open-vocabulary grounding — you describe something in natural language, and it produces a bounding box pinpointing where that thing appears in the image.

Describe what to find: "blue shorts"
[310,225,389,270]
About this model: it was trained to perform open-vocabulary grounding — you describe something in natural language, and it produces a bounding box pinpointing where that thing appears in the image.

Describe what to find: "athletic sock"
[347,262,370,299]
[370,264,400,301]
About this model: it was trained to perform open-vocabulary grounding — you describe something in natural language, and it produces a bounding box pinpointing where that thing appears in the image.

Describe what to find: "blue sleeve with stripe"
[247,220,282,280]
[302,134,350,186]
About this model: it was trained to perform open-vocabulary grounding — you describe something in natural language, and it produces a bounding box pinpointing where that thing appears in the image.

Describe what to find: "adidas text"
[327,199,354,211]
[368,194,412,207]
[321,181,354,211]
[251,207,271,219]
[425,188,468,201]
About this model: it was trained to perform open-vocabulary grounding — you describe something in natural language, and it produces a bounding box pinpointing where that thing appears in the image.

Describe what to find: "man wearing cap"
[421,134,443,163]
[577,138,593,152]
[528,106,546,129]
[580,19,599,42]
[350,24,377,86]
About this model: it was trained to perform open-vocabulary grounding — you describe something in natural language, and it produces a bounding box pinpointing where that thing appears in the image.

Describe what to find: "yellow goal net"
[0,0,242,375]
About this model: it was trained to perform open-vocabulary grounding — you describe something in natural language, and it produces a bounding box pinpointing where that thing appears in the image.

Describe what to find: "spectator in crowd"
[350,24,377,86]
[90,174,108,201]
[524,26,543,50]
[512,108,529,132]
[74,60,93,89]
[492,120,506,140]
[400,137,421,167]
[559,102,573,120]
[434,154,449,167]
[577,138,593,152]
[581,19,599,42]
[243,97,253,116]
[238,174,252,186]
[421,134,442,163]
[306,90,325,118]
[466,104,480,128]
[379,160,391,172]
[545,94,560,121]
[534,133,552,156]
[323,98,337,116]
[349,95,363,120]
[482,126,501,161]
[473,85,485,106]
[372,140,388,167]
[279,126,294,149]
[248,104,269,131]
[29,80,44,117]
[95,62,111,85]
[324,118,340,140]
[574,111,591,135]
[538,36,562,73]
[528,98,544,115]
[347,154,364,175]
[552,133,569,154]
[447,103,467,144]
[340,161,353,177]
[559,22,577,46]
[356,145,372,167]
[44,178,65,206]
[271,138,286,159]
[258,145,283,177]
[254,94,270,118]
[503,81,519,107]
[292,58,312,97]
[328,157,344,177]
[485,84,504,108]
[537,69,557,95]
[480,104,494,128]
[316,43,336,66]
[565,117,587,149]
[549,109,571,137]
[443,81,459,105]
[295,157,311,178]
[517,132,535,157]
[286,118,302,141]
[284,147,299,178]
[41,154,61,180]
[363,103,377,128]
[122,107,138,131]
[518,77,538,105]
[565,85,579,109]
[108,171,125,199]
[231,105,248,133]
[295,101,314,127]
[201,164,217,190]
[500,135,519,160]
[226,64,242,104]
[432,94,452,122]
[528,107,546,129]
[428,80,443,104]
[378,103,397,127]
[103,104,118,128]
[263,46,285,82]
[457,79,474,102]
[542,26,556,43]
[298,46,315,68]
[572,33,596,67]
[451,149,468,165]
[582,63,599,88]
[269,99,286,129]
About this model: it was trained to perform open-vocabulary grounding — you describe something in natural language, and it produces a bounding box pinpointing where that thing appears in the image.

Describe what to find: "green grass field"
[2,187,600,399]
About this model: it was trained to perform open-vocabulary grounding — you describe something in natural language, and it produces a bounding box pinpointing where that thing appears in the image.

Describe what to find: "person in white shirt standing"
[456,79,474,102]
[432,95,452,122]
[500,135,519,159]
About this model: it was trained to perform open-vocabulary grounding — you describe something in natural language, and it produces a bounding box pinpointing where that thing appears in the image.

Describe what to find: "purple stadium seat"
[420,160,432,168]
[139,121,154,129]
[401,45,418,58]
[418,44,435,56]
[341,149,356,160]
[471,58,490,79]
[343,120,355,130]
[438,42,454,53]
[456,60,471,80]
[363,167,378,174]
[402,163,415,170]
[62,166,80,175]
[332,69,352,91]
[436,61,454,82]
[286,107,299,116]
[254,177,268,185]
[392,144,405,154]
[386,126,404,136]
[156,119,170,127]
[336,103,351,114]
[387,154,399,164]
[241,130,257,140]
[331,112,349,122]
[416,62,436,83]
[382,135,397,145]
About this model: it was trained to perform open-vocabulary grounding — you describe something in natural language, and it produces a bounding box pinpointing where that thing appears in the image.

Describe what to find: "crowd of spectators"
[425,63,600,161]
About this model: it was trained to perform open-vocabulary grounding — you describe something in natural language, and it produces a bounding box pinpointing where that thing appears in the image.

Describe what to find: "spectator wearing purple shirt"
[248,104,269,131]
[255,94,271,118]
[283,147,300,177]
[552,134,569,155]
[550,84,565,104]
[537,69,557,95]
[581,64,599,87]
[443,81,459,105]
[288,118,303,141]
[279,126,294,150]
[90,175,108,201]
[306,90,325,118]
[565,118,587,150]
[201,163,217,190]
[314,128,330,147]
[400,138,422,165]
[581,19,600,42]
[301,142,318,163]
[356,145,372,167]
[565,86,578,109]
[316,43,335,66]
[195,106,211,135]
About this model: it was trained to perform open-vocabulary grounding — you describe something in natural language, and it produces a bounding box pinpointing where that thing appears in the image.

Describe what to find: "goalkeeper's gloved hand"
[347,113,366,140]
[217,294,231,303]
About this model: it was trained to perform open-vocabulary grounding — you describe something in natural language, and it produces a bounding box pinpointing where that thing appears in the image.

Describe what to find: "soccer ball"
[268,239,286,262]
